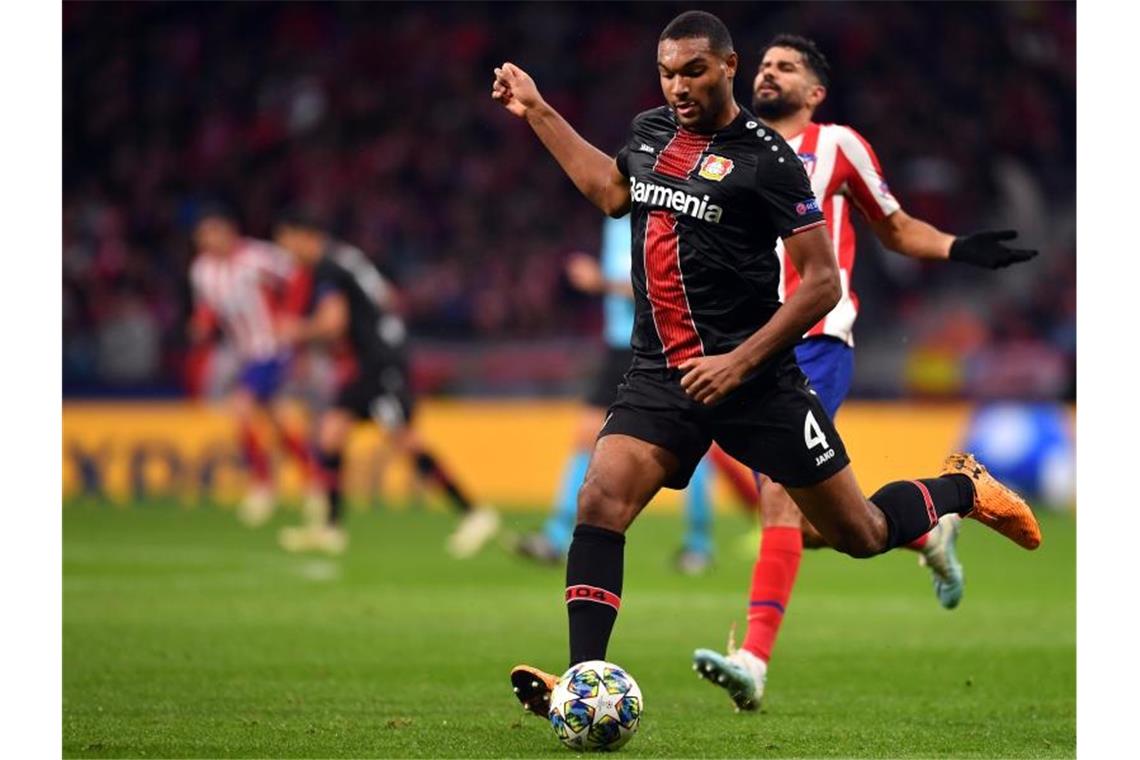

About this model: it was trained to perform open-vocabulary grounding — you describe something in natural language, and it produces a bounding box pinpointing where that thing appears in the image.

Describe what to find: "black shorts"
[335,362,415,430]
[584,347,635,409]
[600,353,849,489]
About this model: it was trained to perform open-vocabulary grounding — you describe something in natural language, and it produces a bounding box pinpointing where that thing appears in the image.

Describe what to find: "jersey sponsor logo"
[629,176,723,223]
[795,197,821,216]
[798,152,817,177]
[697,154,734,182]
[637,143,656,154]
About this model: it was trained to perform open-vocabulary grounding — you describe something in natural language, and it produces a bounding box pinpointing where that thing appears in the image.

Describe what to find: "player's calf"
[866,475,976,551]
[575,478,637,534]
[565,524,625,664]
[800,519,828,549]
[787,465,977,558]
[564,434,676,665]
[827,519,884,558]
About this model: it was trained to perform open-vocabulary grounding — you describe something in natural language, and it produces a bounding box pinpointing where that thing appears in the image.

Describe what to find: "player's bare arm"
[870,210,953,260]
[566,252,635,298]
[492,62,630,217]
[680,226,840,404]
[871,209,1038,268]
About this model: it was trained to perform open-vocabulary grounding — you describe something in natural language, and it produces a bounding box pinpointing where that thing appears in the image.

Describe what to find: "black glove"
[948,230,1038,269]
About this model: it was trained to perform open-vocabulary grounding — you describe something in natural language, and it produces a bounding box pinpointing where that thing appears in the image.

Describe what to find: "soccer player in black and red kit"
[492,10,1041,715]
[272,211,500,557]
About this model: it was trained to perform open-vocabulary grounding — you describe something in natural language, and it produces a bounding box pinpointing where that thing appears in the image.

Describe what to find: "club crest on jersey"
[798,152,817,176]
[698,154,734,182]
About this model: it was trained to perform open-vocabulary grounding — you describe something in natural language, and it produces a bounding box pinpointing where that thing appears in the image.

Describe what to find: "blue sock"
[683,456,713,555]
[544,451,590,553]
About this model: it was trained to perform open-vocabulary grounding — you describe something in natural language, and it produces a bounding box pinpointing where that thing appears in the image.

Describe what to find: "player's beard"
[752,91,799,121]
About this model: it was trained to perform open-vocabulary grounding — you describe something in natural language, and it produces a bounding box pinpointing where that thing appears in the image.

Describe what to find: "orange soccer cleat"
[510,665,558,717]
[942,453,1042,550]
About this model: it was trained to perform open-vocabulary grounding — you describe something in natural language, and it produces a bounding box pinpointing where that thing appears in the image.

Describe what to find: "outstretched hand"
[491,62,543,118]
[949,230,1038,269]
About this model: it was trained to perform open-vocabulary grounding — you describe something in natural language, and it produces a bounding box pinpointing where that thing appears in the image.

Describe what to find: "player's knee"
[412,450,435,477]
[576,479,631,533]
[800,518,830,549]
[231,391,256,421]
[317,413,350,454]
[830,522,881,558]
[317,426,339,454]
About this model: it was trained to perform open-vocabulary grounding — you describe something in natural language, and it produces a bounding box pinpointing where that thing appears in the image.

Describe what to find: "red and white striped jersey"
[190,238,293,361]
[777,122,901,346]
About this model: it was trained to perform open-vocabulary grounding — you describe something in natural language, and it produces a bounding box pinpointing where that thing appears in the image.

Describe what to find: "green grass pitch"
[63,502,1074,758]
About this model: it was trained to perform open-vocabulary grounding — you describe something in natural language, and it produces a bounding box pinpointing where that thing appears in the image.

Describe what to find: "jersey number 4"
[804,410,829,451]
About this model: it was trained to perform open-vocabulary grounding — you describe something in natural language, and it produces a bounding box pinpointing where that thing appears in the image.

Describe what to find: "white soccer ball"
[548,660,643,751]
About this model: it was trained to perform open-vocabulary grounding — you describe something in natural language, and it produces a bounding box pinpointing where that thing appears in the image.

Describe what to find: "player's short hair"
[194,201,239,228]
[275,206,328,233]
[660,11,734,56]
[762,34,831,88]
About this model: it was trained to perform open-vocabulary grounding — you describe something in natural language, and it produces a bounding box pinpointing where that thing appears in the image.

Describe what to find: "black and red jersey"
[305,241,408,370]
[615,105,825,370]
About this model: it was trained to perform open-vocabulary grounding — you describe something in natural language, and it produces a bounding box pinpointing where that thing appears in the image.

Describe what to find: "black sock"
[870,474,975,550]
[565,524,625,666]
[413,450,472,513]
[318,451,344,525]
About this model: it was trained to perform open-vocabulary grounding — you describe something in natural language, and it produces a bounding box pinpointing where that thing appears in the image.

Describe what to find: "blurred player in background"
[189,207,316,526]
[494,10,1040,721]
[272,210,499,557]
[513,215,717,574]
[692,34,1040,712]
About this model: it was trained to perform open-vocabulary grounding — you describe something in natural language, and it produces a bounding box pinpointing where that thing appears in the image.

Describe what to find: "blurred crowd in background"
[62,1,1075,400]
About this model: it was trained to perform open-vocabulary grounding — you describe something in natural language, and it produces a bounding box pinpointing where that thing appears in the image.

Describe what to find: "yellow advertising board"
[63,400,979,511]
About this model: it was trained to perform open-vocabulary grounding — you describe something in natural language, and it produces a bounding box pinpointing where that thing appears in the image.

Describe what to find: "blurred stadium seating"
[63,1,1074,402]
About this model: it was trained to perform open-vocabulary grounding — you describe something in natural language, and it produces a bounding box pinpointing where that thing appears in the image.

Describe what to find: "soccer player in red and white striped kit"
[189,208,316,525]
[693,35,1038,711]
